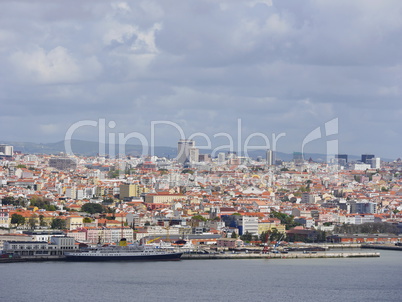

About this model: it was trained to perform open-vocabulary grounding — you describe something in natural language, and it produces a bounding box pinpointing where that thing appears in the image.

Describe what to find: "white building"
[189,147,199,163]
[238,216,259,235]
[370,158,381,169]
[352,163,371,171]
[218,153,226,164]
[0,144,13,156]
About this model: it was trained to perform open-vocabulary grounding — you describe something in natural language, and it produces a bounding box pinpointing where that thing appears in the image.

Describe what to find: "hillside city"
[1,141,402,253]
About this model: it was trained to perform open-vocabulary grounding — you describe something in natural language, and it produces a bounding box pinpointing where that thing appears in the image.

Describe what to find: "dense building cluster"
[1,143,402,248]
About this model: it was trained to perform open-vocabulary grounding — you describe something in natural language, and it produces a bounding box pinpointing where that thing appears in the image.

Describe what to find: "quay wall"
[361,245,402,251]
[182,252,379,260]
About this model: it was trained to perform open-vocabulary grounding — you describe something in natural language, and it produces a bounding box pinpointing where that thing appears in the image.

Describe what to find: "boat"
[64,240,182,262]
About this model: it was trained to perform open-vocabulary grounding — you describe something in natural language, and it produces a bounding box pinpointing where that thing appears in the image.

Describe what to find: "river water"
[1,249,401,302]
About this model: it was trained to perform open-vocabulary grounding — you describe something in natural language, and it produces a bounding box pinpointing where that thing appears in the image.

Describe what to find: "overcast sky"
[1,0,401,159]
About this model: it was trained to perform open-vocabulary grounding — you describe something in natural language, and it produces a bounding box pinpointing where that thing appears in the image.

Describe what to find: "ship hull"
[65,252,182,262]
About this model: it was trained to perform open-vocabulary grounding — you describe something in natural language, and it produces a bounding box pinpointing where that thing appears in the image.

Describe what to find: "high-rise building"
[370,157,381,169]
[189,147,199,163]
[177,139,195,164]
[335,154,348,163]
[293,152,303,163]
[361,154,375,164]
[266,149,274,165]
[0,144,13,157]
[335,154,348,166]
[218,152,226,164]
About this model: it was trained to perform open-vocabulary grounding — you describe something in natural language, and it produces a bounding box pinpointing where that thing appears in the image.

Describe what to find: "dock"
[361,244,402,251]
[181,252,380,260]
[1,252,380,263]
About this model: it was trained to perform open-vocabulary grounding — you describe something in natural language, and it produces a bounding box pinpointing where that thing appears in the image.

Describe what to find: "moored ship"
[64,240,182,261]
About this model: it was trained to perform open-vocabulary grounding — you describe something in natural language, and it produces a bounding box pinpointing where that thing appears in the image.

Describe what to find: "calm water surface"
[1,249,401,302]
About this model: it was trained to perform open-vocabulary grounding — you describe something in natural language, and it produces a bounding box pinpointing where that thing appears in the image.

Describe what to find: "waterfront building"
[2,236,77,257]
[216,238,243,248]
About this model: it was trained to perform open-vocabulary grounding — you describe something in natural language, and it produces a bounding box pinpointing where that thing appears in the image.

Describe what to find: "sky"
[0,0,401,159]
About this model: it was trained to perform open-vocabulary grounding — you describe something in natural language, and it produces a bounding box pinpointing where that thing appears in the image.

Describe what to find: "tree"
[259,231,270,243]
[1,196,16,205]
[191,215,207,222]
[2,196,28,207]
[51,218,66,230]
[270,210,301,230]
[30,196,57,211]
[158,169,169,175]
[240,231,253,242]
[39,215,47,227]
[231,231,237,239]
[81,203,104,214]
[83,217,92,223]
[11,214,25,227]
[181,169,194,174]
[108,170,121,179]
[29,215,37,230]
[102,198,114,205]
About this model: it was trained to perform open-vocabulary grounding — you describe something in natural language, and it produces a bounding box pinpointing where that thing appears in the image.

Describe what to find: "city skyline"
[1,1,401,159]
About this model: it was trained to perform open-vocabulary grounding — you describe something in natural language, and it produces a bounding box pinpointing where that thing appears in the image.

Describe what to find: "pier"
[361,244,402,251]
[181,251,380,260]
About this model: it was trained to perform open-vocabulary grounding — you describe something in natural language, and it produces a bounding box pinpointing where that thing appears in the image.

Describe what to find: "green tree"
[11,214,25,226]
[107,170,121,179]
[51,218,66,230]
[39,214,47,227]
[270,210,301,230]
[83,217,92,223]
[30,196,57,211]
[158,169,169,175]
[102,198,114,205]
[181,169,194,174]
[2,196,28,207]
[81,203,104,214]
[29,215,37,229]
[1,196,16,205]
[231,231,237,239]
[240,231,253,242]
[259,231,270,243]
[191,215,207,222]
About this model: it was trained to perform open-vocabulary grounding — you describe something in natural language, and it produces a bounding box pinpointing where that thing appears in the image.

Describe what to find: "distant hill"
[0,140,177,158]
[0,140,392,162]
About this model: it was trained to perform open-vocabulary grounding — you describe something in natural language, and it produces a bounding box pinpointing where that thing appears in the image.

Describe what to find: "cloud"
[0,0,401,158]
[10,46,102,84]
